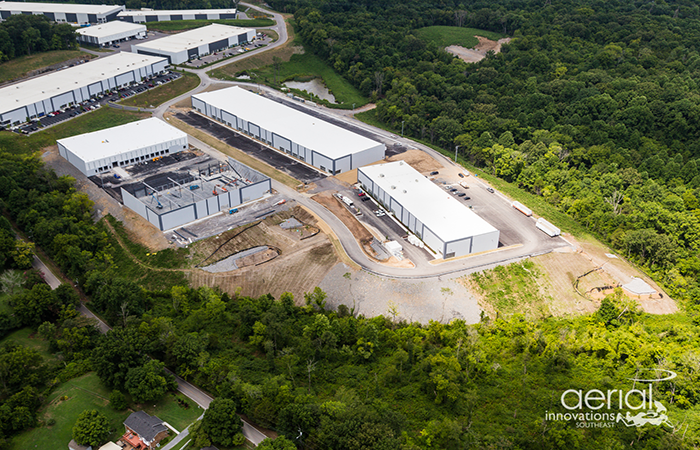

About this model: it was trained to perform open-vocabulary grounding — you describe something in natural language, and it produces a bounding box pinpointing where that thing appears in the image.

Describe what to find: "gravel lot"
[319,263,482,324]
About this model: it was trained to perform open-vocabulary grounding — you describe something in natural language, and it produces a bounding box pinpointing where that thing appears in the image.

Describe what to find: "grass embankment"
[0,108,151,155]
[120,71,200,108]
[146,18,274,32]
[10,372,202,450]
[355,109,586,237]
[0,50,94,84]
[166,114,300,189]
[0,328,53,359]
[100,216,189,290]
[415,25,504,48]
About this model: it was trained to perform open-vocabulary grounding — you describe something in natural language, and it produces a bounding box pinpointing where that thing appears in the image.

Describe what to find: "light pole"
[454,145,460,162]
[401,120,405,137]
[352,103,355,112]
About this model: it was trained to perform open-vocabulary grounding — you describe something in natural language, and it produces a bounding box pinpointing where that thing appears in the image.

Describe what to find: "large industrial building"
[192,87,386,174]
[76,21,147,47]
[57,118,188,176]
[0,52,168,126]
[0,1,124,24]
[121,157,272,231]
[117,8,237,23]
[358,161,500,258]
[131,23,254,64]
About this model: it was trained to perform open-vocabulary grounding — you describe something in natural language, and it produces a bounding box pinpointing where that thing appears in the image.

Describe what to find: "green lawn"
[0,107,151,155]
[0,50,94,84]
[0,328,53,359]
[120,72,200,108]
[10,372,202,450]
[146,18,274,32]
[415,26,504,48]
[214,51,368,109]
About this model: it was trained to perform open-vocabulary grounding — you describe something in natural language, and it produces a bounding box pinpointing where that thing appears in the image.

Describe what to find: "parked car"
[458,173,464,178]
[457,193,466,197]
[463,196,471,200]
[430,171,439,175]
[486,187,495,193]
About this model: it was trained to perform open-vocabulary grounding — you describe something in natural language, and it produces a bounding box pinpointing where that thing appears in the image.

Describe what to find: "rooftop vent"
[379,173,384,177]
[391,185,396,189]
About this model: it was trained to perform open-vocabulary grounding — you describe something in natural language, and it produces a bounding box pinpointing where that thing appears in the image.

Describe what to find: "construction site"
[90,149,271,231]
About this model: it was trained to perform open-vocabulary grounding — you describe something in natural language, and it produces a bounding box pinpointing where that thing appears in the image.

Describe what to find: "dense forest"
[0,15,77,62]
[260,0,700,321]
[0,148,699,447]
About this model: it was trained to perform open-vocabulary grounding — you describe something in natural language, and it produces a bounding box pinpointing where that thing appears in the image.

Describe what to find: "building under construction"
[119,156,271,231]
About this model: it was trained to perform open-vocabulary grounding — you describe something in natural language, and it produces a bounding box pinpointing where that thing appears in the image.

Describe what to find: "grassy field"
[249,52,367,109]
[415,26,504,48]
[10,372,202,450]
[146,18,274,32]
[0,108,151,155]
[120,72,200,108]
[0,328,53,359]
[0,50,94,84]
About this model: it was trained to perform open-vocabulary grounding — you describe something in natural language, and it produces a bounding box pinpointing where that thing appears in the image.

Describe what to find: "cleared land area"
[312,192,373,244]
[146,18,274,32]
[0,50,94,84]
[1,108,150,155]
[10,372,201,450]
[120,71,200,108]
[415,26,504,49]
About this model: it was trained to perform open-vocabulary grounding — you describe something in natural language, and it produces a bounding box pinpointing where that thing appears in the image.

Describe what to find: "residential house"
[121,411,169,450]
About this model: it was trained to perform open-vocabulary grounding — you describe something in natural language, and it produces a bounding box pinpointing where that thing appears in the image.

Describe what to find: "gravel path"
[319,263,482,324]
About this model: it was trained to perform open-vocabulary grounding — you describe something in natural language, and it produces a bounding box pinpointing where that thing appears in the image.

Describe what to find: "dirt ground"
[446,36,512,63]
[236,247,279,268]
[42,146,172,251]
[387,149,442,173]
[312,192,373,243]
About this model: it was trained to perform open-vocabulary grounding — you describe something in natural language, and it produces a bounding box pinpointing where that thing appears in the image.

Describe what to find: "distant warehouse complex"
[57,118,188,176]
[0,1,124,24]
[76,21,147,47]
[358,161,500,258]
[0,52,168,126]
[132,23,253,64]
[192,87,386,174]
[117,8,237,23]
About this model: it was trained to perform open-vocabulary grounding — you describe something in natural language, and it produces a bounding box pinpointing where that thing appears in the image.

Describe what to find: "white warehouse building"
[0,52,168,126]
[192,87,386,174]
[132,23,254,64]
[57,118,188,176]
[358,161,500,258]
[0,1,124,24]
[77,21,147,47]
[117,8,237,23]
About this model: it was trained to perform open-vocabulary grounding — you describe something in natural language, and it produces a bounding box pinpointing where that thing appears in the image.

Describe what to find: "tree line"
[0,15,77,62]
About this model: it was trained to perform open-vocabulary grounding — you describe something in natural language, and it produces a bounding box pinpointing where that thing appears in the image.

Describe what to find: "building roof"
[76,21,146,39]
[68,439,91,450]
[133,23,252,54]
[57,118,187,162]
[360,161,499,242]
[0,52,166,116]
[98,443,121,450]
[118,8,236,17]
[193,87,384,160]
[123,411,168,442]
[0,1,123,14]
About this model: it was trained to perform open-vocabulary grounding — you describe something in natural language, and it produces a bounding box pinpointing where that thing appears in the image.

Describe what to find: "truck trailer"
[512,201,532,216]
[536,218,561,237]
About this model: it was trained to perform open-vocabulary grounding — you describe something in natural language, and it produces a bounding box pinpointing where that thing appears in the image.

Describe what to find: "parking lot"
[175,111,326,184]
[183,32,274,68]
[12,71,181,135]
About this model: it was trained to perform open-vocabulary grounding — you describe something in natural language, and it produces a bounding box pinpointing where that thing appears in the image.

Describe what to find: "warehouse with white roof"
[0,1,124,24]
[118,8,237,23]
[57,118,188,176]
[192,87,386,174]
[358,161,500,258]
[132,23,254,64]
[0,52,168,126]
[77,21,147,47]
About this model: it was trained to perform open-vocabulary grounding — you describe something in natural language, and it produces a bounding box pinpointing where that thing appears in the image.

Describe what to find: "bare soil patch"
[387,149,442,173]
[446,36,512,63]
[312,192,373,243]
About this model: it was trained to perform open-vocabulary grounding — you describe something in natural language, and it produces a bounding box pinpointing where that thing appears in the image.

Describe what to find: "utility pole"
[401,120,405,137]
[454,145,460,162]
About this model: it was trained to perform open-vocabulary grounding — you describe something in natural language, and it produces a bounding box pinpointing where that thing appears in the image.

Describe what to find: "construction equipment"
[151,193,163,209]
[229,208,238,214]
[212,188,218,196]
[189,185,200,190]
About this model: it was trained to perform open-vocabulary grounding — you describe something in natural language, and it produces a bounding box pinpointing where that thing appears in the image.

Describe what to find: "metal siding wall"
[240,180,270,202]
[195,200,208,218]
[88,82,102,96]
[357,170,371,190]
[115,72,134,86]
[350,143,386,168]
[161,207,196,230]
[146,208,161,229]
[206,197,219,213]
[221,110,236,125]
[249,123,260,138]
[272,134,291,152]
[335,155,351,173]
[445,237,472,257]
[422,226,444,255]
[312,152,333,172]
[192,97,205,112]
[121,188,149,219]
[1,107,26,124]
[471,230,500,253]
[52,91,74,108]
